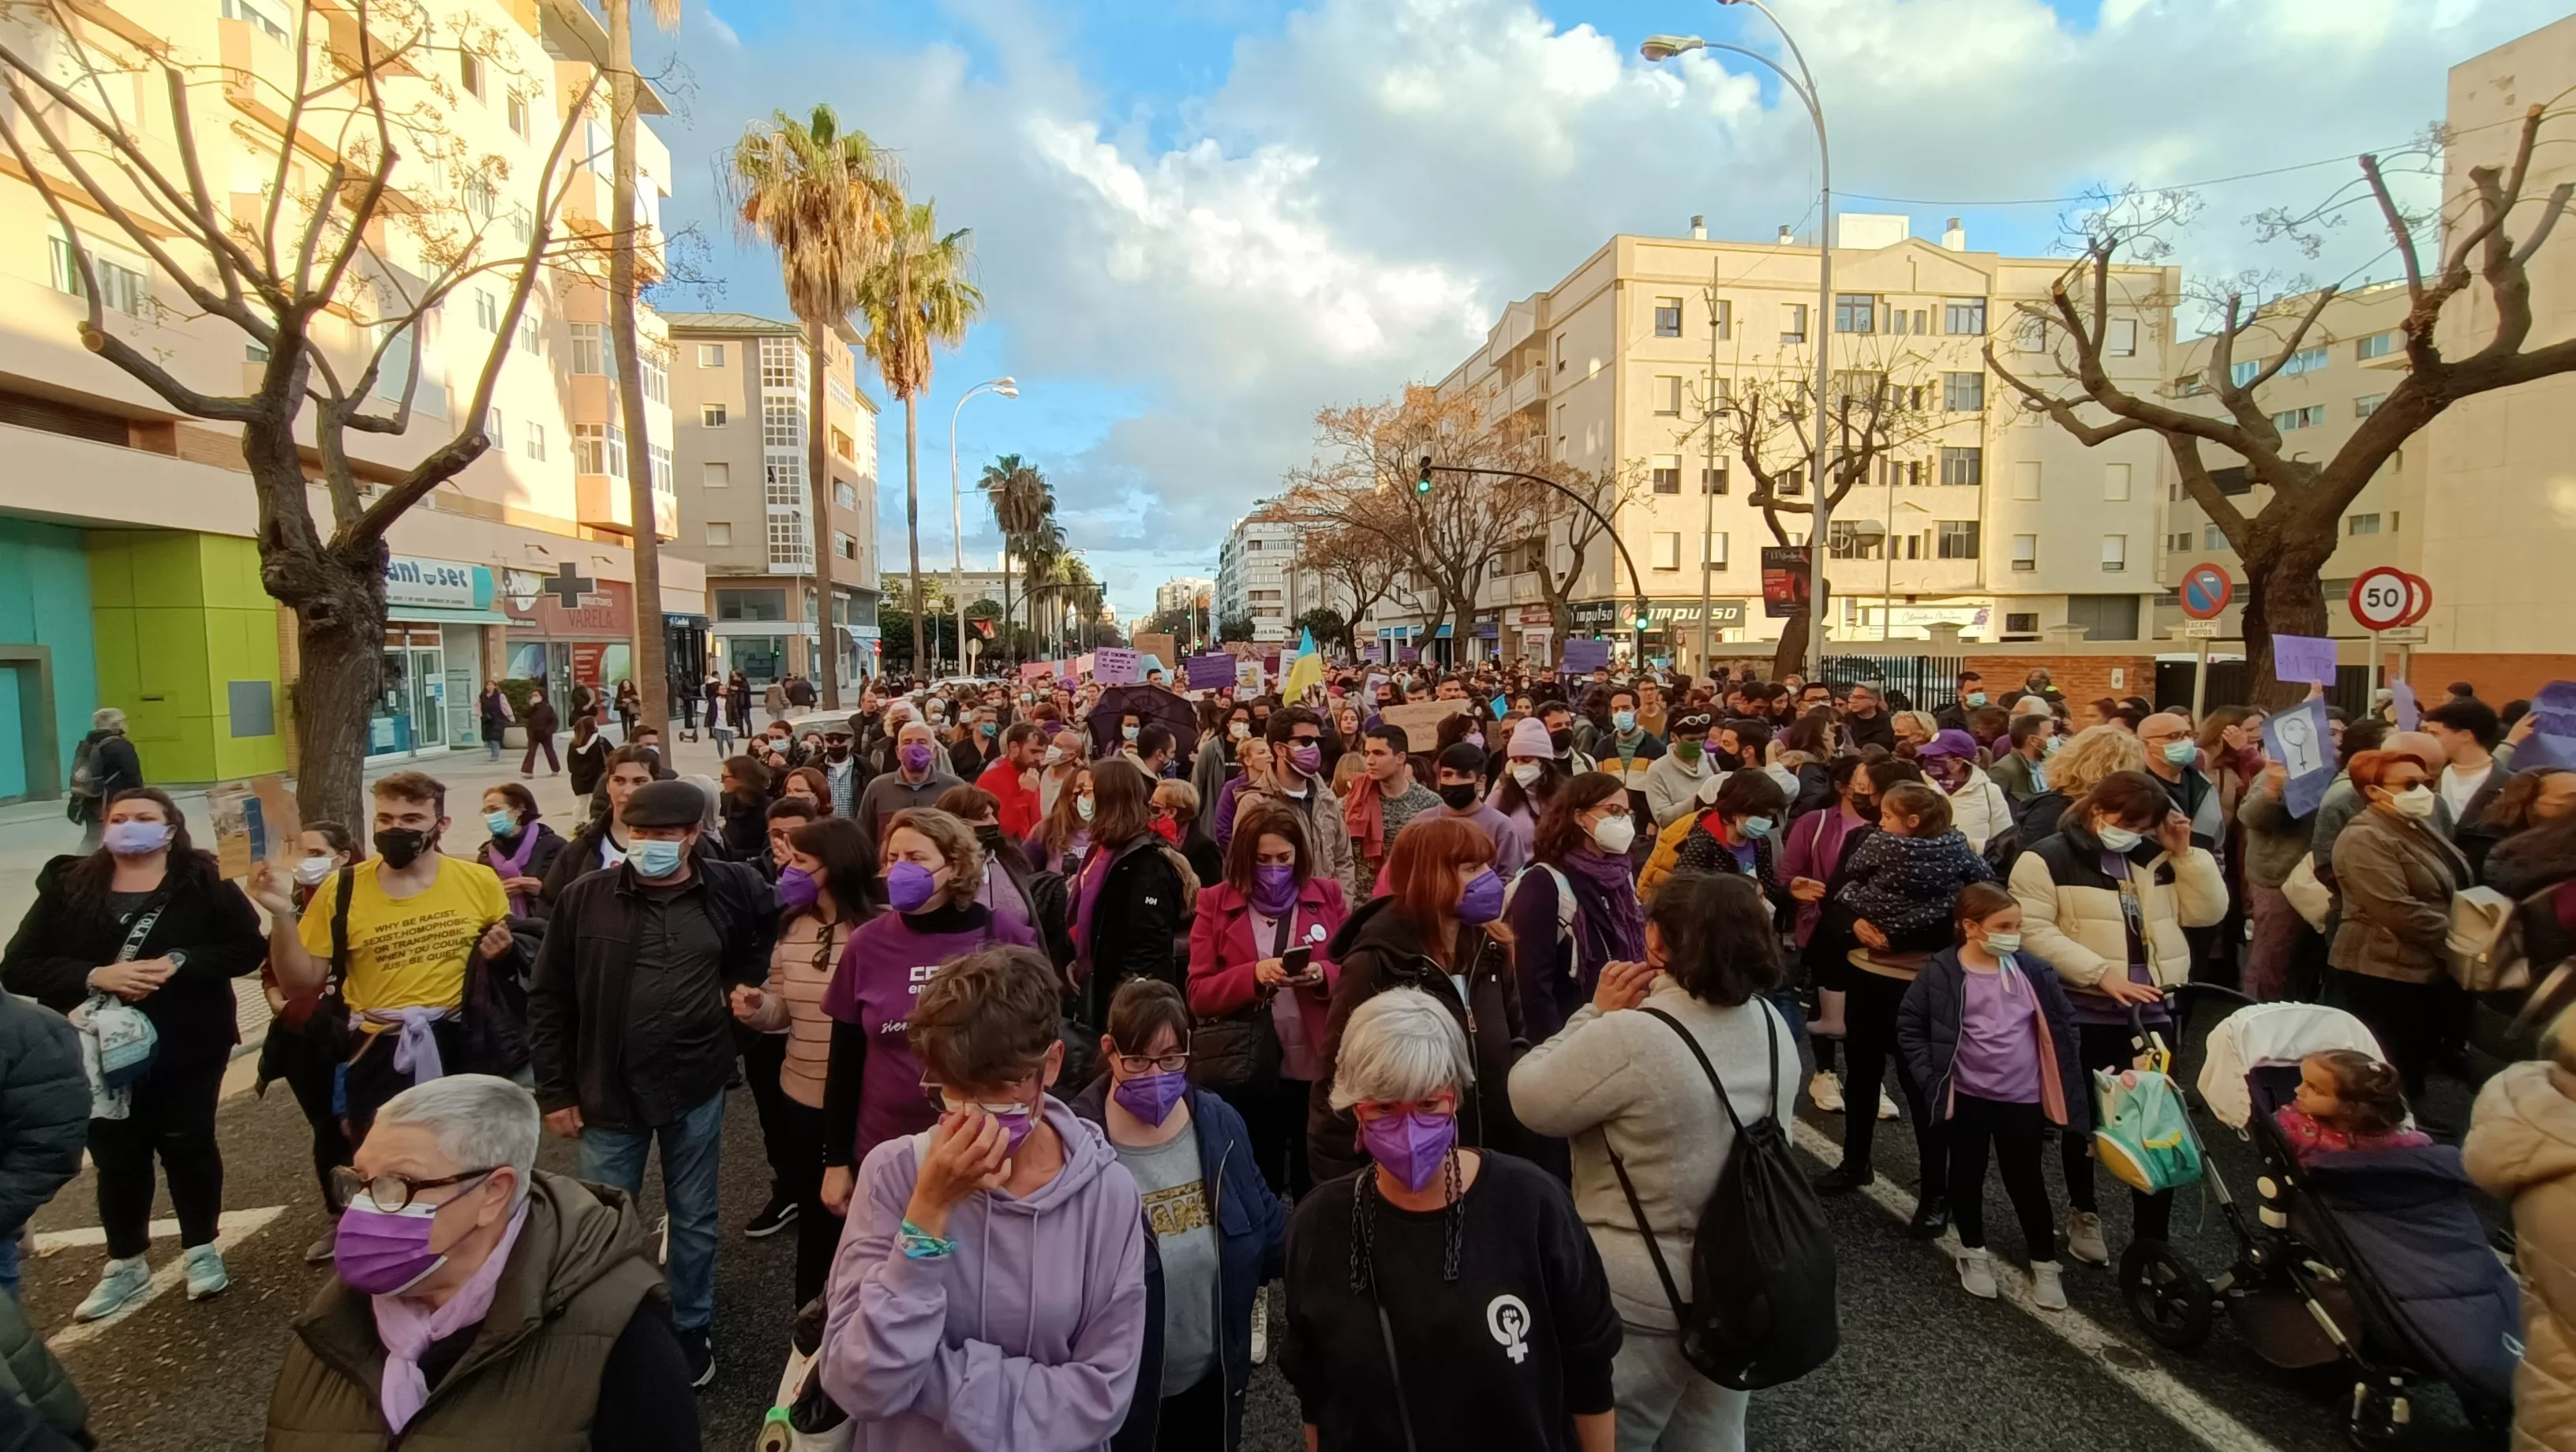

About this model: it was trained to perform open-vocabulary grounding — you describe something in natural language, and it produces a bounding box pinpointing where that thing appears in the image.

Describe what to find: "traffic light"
[1414,455,1434,496]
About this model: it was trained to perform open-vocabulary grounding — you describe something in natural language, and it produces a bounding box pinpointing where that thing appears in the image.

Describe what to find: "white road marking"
[44,1206,286,1352]
[1789,1119,2282,1452]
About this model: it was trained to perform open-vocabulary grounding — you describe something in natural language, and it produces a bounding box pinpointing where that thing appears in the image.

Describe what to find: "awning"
[389,607,513,626]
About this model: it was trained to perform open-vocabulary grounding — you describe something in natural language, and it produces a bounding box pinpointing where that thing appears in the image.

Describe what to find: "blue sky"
[638,0,2563,619]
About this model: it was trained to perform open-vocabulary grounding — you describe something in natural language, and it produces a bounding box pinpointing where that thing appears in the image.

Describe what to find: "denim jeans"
[0,1226,21,1299]
[1613,1327,1747,1451]
[576,1091,724,1331]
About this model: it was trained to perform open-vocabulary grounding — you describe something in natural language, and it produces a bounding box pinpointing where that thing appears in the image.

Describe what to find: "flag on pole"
[1282,627,1324,703]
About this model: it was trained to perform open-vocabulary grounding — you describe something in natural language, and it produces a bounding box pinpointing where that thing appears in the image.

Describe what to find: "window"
[2281,346,2329,377]
[1945,298,1987,335]
[2211,465,2253,496]
[1832,370,1884,409]
[2066,593,2140,642]
[517,316,540,356]
[1780,304,1807,345]
[1777,466,1804,496]
[1710,299,1732,340]
[648,443,672,494]
[702,461,731,487]
[1942,372,1985,411]
[507,94,529,138]
[568,322,605,375]
[1834,294,1877,334]
[704,522,733,547]
[640,354,668,404]
[221,0,290,42]
[2103,462,2132,501]
[460,50,485,99]
[2005,612,2039,636]
[1705,531,1728,571]
[474,290,498,331]
[1653,298,1682,338]
[2355,393,2385,418]
[830,426,855,461]
[695,343,724,369]
[1937,522,1980,559]
[2204,523,2227,550]
[2273,405,2324,431]
[1940,447,1983,486]
[484,406,504,443]
[2348,513,2382,536]
[835,531,857,560]
[2106,317,2139,357]
[2100,534,2128,572]
[1828,523,1883,560]
[716,588,787,622]
[1652,375,1682,416]
[702,404,728,428]
[2177,372,2211,397]
[1651,532,1682,571]
[524,422,545,461]
[2230,358,2261,387]
[1701,464,1728,495]
[2354,331,2397,361]
[2010,460,2041,501]
[2013,316,2046,352]
[1650,455,1682,493]
[834,481,858,510]
[49,231,148,316]
[572,423,626,477]
[464,173,497,223]
[762,401,802,449]
[2011,534,2037,571]
[1553,331,1567,373]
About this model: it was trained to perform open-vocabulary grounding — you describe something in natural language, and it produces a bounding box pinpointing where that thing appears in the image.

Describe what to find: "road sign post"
[2176,566,2233,720]
[2349,567,2429,700]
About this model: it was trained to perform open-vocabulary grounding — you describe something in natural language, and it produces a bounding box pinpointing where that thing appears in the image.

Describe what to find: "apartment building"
[0,0,691,796]
[1156,577,1215,616]
[1216,510,1323,646]
[2155,282,2422,638]
[664,312,880,687]
[1428,215,2177,669]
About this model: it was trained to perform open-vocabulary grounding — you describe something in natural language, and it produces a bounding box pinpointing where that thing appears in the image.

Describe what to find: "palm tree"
[977,453,1049,663]
[609,0,680,732]
[730,105,894,711]
[856,200,983,676]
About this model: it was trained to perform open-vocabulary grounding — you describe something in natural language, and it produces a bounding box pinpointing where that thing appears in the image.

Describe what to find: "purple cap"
[1919,728,1979,759]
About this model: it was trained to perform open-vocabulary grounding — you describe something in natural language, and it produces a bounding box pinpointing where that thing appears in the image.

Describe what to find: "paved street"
[0,729,2507,1451]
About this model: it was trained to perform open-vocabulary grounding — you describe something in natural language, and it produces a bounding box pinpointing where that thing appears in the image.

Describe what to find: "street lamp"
[950,376,1020,677]
[1642,2,1833,670]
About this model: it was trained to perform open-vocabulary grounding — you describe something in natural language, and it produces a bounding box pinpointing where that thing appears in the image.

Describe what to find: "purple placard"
[1185,653,1237,690]
[2263,699,2338,818]
[2391,679,2420,732]
[1396,644,1421,664]
[1560,638,1612,675]
[2271,634,2337,687]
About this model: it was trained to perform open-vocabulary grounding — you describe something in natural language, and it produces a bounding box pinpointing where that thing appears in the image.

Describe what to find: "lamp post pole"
[1421,459,1655,666]
[949,377,1019,676]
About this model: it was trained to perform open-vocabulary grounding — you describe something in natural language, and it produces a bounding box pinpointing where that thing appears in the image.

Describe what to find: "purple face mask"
[1112,1069,1188,1126]
[1456,868,1506,925]
[776,866,819,912]
[1252,863,1299,916]
[900,743,935,773]
[886,860,941,914]
[1359,1107,1458,1192]
[1289,745,1324,777]
[334,1200,451,1296]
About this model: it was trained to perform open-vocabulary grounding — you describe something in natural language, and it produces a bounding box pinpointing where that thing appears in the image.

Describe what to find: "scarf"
[1561,846,1646,971]
[1345,773,1389,860]
[484,830,541,918]
[1068,840,1119,985]
[373,1201,530,1435]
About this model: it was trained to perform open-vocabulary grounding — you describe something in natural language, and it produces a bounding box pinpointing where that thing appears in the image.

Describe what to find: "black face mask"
[973,824,1005,849]
[827,743,850,761]
[1548,728,1574,754]
[373,828,429,869]
[1438,783,1480,811]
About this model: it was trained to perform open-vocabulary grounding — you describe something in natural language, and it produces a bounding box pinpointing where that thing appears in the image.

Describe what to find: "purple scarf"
[1068,840,1119,983]
[1561,847,1646,972]
[485,830,541,918]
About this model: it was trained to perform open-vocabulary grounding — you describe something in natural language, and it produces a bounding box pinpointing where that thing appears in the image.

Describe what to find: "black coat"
[73,732,141,819]
[1896,946,2090,1131]
[0,994,84,1233]
[1077,837,1186,1031]
[1844,711,1897,754]
[2,855,264,1077]
[528,858,775,1130]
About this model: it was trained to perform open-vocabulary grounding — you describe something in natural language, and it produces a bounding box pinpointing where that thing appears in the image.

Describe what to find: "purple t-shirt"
[2069,851,2172,1027]
[1953,964,2042,1104]
[821,903,1039,1162]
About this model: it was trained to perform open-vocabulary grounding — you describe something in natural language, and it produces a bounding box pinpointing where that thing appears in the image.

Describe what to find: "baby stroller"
[2114,986,2522,1446]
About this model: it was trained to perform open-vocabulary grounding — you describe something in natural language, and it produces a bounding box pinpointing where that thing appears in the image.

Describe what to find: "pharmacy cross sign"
[540,563,596,608]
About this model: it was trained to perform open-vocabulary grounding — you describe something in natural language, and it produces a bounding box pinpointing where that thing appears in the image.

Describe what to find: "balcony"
[575,471,676,538]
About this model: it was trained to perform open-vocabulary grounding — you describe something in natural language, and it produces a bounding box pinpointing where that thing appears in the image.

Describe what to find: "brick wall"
[2399,653,2576,705]
[1962,655,2157,705]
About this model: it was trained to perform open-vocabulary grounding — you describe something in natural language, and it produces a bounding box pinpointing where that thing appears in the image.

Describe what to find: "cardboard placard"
[1092,647,1141,686]
[1133,634,1177,672]
[1075,653,1097,678]
[1019,661,1052,682]
[207,773,299,881]
[2271,634,2338,687]
[1378,699,1466,745]
[1235,658,1265,693]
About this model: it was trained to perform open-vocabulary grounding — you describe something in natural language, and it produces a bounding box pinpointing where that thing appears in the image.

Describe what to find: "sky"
[636,0,2568,621]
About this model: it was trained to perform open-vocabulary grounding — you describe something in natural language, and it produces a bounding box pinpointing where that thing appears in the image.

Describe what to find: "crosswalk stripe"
[1788,1119,2283,1452]
[44,1206,286,1353]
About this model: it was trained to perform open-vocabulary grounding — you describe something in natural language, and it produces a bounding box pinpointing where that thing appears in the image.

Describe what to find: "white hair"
[92,706,125,732]
[373,1074,541,1205]
[681,774,724,830]
[2012,695,2052,717]
[1330,988,1473,1110]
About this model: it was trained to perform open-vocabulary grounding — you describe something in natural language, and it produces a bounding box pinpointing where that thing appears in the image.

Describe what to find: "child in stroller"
[2275,1050,2432,1166]
[2117,991,2521,1445]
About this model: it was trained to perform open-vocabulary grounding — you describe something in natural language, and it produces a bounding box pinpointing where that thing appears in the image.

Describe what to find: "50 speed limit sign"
[2349,567,2429,631]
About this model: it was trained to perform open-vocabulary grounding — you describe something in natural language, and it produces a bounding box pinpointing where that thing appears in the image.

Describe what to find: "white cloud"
[655,0,2569,616]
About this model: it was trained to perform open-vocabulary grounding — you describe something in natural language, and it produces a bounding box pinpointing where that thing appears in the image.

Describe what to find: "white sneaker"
[1878,1091,1899,1121]
[75,1256,152,1322]
[1809,1072,1845,1113]
[2031,1261,2069,1312]
[184,1244,229,1301]
[1958,1248,1998,1300]
[2065,1212,2109,1267]
[1250,1288,1270,1366]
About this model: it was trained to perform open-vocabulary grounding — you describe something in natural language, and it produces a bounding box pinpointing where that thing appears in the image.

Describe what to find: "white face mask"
[292,856,337,887]
[1589,814,1637,855]
[2387,784,2438,821]
[1043,745,1067,767]
[1981,930,2024,956]
[1511,762,1543,789]
[2095,822,2144,852]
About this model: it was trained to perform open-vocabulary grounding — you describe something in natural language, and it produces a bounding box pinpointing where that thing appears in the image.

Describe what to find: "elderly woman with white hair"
[71,705,143,851]
[1279,988,1620,1452]
[264,1074,698,1448]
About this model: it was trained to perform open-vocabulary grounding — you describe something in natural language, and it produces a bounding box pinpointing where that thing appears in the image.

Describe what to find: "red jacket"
[1188,877,1348,1050]
[975,758,1043,843]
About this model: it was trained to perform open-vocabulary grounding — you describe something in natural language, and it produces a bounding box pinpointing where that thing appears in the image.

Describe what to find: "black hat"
[623,780,707,829]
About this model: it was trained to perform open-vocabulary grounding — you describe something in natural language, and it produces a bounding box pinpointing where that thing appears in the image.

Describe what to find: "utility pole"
[1698,253,1720,674]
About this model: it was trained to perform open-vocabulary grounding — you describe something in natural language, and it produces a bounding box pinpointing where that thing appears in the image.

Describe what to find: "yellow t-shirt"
[298,857,508,1021]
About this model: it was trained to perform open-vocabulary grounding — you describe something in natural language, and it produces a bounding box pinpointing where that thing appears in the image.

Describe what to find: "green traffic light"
[1414,455,1434,495]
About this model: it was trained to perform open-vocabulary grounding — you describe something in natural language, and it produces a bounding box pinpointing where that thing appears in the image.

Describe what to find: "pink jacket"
[1187,877,1347,1048]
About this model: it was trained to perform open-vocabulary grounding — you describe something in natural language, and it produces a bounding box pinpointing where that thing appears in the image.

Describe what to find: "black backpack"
[1606,1003,1839,1390]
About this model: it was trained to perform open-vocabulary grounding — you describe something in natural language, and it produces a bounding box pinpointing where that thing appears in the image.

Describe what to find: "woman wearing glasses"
[822,945,1150,1450]
[1072,979,1286,1450]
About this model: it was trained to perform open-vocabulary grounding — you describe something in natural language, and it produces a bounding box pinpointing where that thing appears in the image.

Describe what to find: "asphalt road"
[19,1021,2511,1452]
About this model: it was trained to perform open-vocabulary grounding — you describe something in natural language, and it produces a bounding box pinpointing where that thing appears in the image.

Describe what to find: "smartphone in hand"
[1282,945,1319,982]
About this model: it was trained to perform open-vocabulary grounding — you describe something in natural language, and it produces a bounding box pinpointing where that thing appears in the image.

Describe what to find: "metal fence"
[1818,655,1971,712]
[2153,660,2373,719]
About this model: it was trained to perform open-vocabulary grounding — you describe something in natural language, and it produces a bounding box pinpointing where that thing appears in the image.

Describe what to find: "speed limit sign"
[2349,567,2418,631]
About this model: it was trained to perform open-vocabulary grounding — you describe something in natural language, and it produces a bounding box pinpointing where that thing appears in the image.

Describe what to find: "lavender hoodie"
[824,1098,1150,1451]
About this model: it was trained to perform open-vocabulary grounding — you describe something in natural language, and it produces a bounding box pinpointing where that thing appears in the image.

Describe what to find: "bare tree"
[1989,109,2576,702]
[0,0,602,823]
[1522,461,1646,642]
[1282,485,1412,657]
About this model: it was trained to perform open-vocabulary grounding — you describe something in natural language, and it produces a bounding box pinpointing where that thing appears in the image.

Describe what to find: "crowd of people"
[0,653,2570,1451]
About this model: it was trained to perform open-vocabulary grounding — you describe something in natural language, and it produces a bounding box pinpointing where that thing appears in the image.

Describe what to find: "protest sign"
[2271,634,2338,687]
[1236,657,1264,693]
[1133,634,1176,672]
[1380,699,1466,743]
[1185,653,1237,690]
[2391,679,2420,732]
[207,773,299,880]
[2263,700,2338,818]
[1093,647,1141,686]
[1560,638,1612,674]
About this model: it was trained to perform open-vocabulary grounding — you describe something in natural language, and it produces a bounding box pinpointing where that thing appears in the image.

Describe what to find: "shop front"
[371,556,508,761]
[501,569,635,716]
[1572,597,1752,669]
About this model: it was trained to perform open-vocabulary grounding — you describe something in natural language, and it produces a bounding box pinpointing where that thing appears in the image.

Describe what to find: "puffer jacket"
[0,1285,84,1446]
[2007,818,2227,992]
[1942,767,2016,855]
[2330,806,2473,985]
[2464,1061,2576,1452]
[0,994,84,1237]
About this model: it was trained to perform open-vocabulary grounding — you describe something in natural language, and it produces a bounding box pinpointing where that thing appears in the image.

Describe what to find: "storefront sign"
[384,556,489,613]
[505,577,635,638]
[571,642,608,687]
[1571,599,1749,630]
